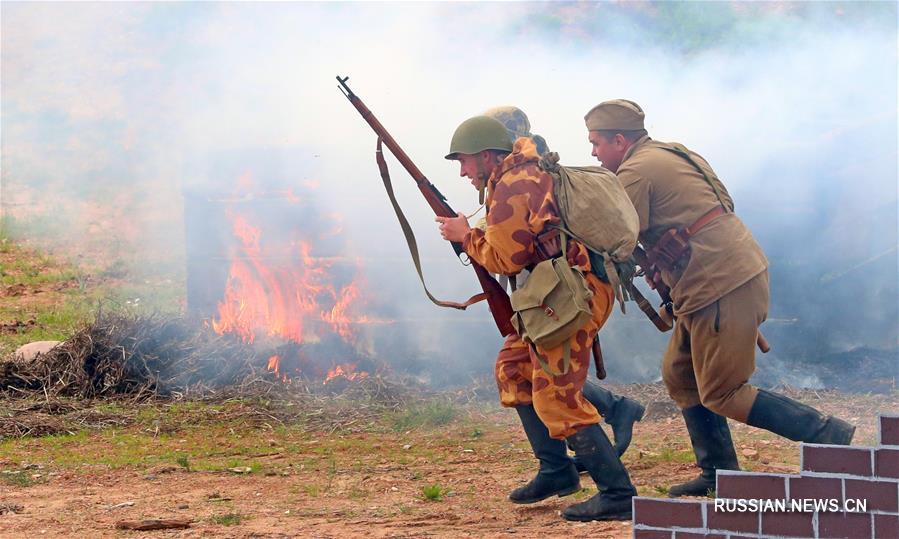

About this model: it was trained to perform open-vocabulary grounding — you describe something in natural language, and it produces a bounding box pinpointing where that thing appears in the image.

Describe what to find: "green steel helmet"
[444,116,514,160]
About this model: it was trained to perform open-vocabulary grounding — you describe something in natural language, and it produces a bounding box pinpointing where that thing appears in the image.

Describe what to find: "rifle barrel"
[338,75,515,337]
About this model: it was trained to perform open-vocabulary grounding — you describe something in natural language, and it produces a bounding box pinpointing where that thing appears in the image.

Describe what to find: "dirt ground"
[1,235,896,538]
[1,386,895,539]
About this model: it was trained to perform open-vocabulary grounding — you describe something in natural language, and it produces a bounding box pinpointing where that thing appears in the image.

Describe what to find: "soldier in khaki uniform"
[583,100,855,497]
[437,115,636,521]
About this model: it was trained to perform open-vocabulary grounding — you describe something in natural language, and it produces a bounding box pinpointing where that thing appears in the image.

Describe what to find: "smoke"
[2,2,896,390]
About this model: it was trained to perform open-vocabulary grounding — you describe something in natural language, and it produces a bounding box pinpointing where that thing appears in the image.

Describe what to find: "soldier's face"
[589,131,625,173]
[457,153,486,190]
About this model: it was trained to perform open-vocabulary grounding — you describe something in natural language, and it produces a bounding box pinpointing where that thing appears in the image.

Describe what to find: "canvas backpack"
[537,153,640,311]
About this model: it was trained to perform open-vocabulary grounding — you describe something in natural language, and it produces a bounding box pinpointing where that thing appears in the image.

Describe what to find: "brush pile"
[0,312,423,438]
[0,312,267,400]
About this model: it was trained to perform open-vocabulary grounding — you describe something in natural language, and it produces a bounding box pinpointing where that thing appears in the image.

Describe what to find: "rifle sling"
[375,138,487,311]
[627,283,673,332]
[656,142,733,212]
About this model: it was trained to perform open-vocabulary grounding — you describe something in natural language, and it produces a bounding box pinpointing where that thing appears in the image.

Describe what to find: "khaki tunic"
[617,136,769,421]
[462,138,614,439]
[617,136,767,316]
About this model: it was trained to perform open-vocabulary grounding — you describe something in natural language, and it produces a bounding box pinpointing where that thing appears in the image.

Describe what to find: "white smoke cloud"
[2,2,896,387]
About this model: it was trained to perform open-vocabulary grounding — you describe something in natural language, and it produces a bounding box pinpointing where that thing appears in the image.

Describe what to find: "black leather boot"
[509,405,580,504]
[747,389,855,445]
[586,379,646,456]
[668,404,739,498]
[561,424,636,521]
[571,381,645,474]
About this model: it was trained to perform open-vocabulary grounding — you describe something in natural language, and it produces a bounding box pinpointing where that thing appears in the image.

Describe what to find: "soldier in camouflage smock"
[483,105,645,491]
[437,116,635,522]
[584,100,855,498]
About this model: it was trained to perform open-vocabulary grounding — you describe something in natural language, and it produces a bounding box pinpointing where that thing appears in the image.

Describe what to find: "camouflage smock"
[461,137,614,439]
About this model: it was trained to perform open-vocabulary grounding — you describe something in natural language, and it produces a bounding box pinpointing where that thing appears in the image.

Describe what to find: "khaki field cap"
[445,116,514,160]
[584,99,645,131]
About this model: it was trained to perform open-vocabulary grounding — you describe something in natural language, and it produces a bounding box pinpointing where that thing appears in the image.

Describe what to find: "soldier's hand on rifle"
[436,212,470,242]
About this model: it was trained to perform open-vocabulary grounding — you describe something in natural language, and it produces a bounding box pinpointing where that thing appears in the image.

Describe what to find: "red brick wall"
[633,413,899,539]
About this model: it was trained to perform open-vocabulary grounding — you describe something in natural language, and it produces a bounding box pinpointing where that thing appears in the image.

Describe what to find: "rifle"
[633,245,770,353]
[337,76,516,337]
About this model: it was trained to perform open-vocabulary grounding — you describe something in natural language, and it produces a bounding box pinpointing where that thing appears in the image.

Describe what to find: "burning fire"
[324,363,370,384]
[267,355,282,377]
[211,206,381,382]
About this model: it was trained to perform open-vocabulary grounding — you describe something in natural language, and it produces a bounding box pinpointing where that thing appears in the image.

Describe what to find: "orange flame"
[211,207,378,383]
[324,363,370,384]
[212,214,358,345]
[267,355,281,375]
[267,354,291,382]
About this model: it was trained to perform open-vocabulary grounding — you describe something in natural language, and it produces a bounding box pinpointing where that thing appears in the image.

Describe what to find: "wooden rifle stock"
[337,76,515,336]
[633,246,769,353]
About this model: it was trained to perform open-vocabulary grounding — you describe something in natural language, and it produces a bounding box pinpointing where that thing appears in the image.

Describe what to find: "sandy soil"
[1,392,894,539]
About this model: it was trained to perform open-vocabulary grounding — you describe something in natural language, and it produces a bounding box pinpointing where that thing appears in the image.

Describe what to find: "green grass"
[211,513,244,526]
[636,445,695,466]
[175,454,191,471]
[570,486,596,500]
[0,234,183,356]
[348,484,369,500]
[0,472,34,487]
[392,400,457,432]
[301,484,321,497]
[221,459,263,473]
[422,484,445,501]
[0,419,282,472]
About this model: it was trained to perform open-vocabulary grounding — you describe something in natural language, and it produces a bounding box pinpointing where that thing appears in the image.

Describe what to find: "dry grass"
[1,312,267,400]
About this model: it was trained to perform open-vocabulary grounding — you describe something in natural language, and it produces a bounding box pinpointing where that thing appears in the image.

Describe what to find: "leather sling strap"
[655,142,733,212]
[376,138,487,310]
[627,282,673,332]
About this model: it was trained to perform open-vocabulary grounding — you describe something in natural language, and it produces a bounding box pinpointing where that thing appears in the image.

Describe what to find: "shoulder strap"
[652,141,734,212]
[376,138,487,311]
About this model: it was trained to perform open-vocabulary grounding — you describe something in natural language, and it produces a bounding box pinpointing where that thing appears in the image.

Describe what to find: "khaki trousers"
[662,271,768,422]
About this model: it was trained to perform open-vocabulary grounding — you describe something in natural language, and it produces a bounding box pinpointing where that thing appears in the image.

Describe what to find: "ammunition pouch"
[647,228,692,273]
[533,228,562,263]
[645,205,726,273]
[511,233,593,377]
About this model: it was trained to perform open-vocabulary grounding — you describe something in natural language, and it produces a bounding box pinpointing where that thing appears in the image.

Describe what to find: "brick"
[845,478,899,513]
[874,448,899,479]
[789,476,843,501]
[880,415,899,446]
[818,511,873,538]
[634,528,673,539]
[874,513,899,539]
[716,472,786,501]
[633,498,704,529]
[802,445,873,476]
[706,505,759,534]
[673,533,726,539]
[761,511,814,538]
